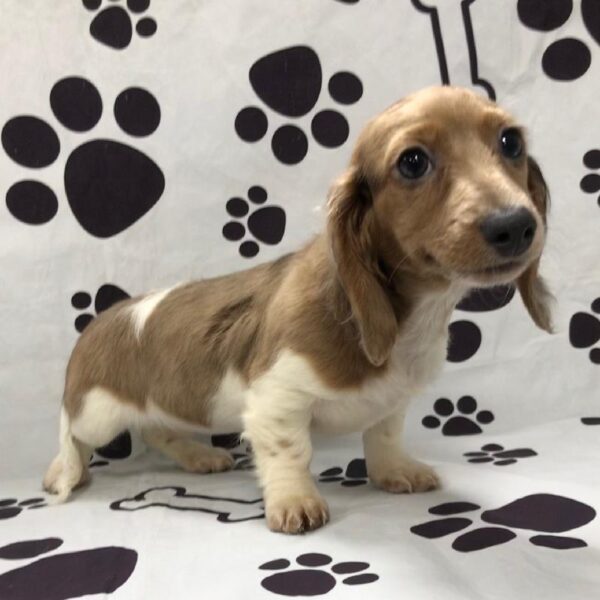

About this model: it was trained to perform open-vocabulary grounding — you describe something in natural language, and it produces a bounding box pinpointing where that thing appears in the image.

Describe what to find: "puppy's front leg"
[363,406,440,494]
[243,388,328,534]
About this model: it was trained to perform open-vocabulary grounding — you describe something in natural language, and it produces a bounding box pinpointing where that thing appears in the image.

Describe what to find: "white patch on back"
[130,286,176,339]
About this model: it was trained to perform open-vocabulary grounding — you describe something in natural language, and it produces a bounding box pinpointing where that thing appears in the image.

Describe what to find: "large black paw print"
[0,537,137,599]
[71,283,131,332]
[517,0,599,81]
[0,497,46,520]
[580,149,600,206]
[319,458,367,487]
[83,0,157,49]
[2,77,164,238]
[411,494,596,552]
[259,553,378,596]
[422,397,494,435]
[235,46,363,165]
[223,186,286,258]
[569,297,600,364]
[464,443,537,466]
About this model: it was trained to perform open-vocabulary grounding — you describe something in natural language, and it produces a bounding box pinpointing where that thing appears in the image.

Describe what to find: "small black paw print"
[90,431,133,468]
[235,46,363,165]
[447,320,481,362]
[457,285,515,312]
[569,298,600,364]
[259,553,378,596]
[464,443,537,466]
[517,0,599,81]
[211,433,253,470]
[411,494,596,552]
[0,537,137,597]
[71,283,131,333]
[2,77,164,238]
[422,397,494,435]
[83,0,157,49]
[319,458,367,487]
[580,149,600,206]
[223,186,286,258]
[0,497,46,520]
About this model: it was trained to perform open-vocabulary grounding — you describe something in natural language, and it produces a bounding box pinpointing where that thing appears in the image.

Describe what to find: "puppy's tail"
[43,408,88,504]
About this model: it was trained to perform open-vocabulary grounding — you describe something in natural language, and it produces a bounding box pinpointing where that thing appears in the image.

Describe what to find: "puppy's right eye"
[397,148,431,180]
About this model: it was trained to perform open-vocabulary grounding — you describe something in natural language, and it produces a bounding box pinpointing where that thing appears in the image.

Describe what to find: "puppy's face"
[359,87,547,288]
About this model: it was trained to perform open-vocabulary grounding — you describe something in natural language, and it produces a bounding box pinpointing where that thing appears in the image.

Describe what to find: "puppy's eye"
[397,148,431,180]
[500,128,523,159]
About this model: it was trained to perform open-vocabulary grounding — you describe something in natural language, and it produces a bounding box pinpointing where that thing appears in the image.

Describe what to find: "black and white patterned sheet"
[1,1,599,598]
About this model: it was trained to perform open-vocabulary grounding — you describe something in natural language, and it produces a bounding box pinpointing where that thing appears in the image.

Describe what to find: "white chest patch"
[250,284,465,435]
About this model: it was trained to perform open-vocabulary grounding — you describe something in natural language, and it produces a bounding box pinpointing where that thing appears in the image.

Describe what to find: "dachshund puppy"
[44,86,552,533]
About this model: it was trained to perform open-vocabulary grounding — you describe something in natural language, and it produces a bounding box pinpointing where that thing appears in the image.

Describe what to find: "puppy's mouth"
[472,260,522,276]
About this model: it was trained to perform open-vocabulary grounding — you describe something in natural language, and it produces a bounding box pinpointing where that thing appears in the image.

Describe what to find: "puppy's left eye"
[397,148,431,180]
[500,128,523,159]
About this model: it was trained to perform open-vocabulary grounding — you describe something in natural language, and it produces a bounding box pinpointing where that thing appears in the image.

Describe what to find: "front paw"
[265,493,330,534]
[369,459,439,494]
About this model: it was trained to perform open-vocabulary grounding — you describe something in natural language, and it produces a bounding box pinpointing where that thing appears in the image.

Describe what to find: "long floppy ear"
[327,167,397,366]
[517,157,553,333]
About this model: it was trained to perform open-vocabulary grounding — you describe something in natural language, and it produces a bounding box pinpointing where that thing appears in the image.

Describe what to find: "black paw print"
[447,320,481,362]
[0,497,46,520]
[0,537,137,597]
[83,0,157,49]
[411,494,596,552]
[235,46,363,165]
[517,0,599,81]
[2,77,164,238]
[211,433,253,470]
[569,297,600,364]
[71,284,131,333]
[422,397,494,435]
[223,186,286,258]
[580,149,600,206]
[259,553,378,596]
[457,285,515,312]
[319,458,367,487]
[464,443,537,466]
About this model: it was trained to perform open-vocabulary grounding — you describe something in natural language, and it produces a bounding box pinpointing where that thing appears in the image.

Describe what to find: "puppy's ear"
[327,166,397,366]
[517,157,553,332]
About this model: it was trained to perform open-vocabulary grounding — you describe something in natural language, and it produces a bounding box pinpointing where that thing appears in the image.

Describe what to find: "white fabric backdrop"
[1,1,599,598]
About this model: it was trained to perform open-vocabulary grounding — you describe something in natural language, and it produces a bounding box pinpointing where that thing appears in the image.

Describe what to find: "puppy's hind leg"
[43,408,91,503]
[44,387,135,503]
[142,429,234,474]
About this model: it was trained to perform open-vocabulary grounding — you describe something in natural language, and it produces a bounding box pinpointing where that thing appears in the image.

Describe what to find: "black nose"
[480,207,537,257]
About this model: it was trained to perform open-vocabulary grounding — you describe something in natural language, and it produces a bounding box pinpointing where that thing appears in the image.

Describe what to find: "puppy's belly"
[311,395,405,435]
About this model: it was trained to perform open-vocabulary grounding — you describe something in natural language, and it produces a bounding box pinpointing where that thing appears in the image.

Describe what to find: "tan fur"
[45,86,552,532]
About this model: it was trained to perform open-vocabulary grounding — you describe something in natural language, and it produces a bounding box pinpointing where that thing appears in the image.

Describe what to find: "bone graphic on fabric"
[411,0,496,98]
[110,486,265,522]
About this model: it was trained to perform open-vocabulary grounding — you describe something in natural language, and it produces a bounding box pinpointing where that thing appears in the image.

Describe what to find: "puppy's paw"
[370,459,439,494]
[266,493,330,534]
[177,445,235,474]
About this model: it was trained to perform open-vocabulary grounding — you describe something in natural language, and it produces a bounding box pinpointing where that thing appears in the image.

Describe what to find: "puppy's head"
[328,86,552,366]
